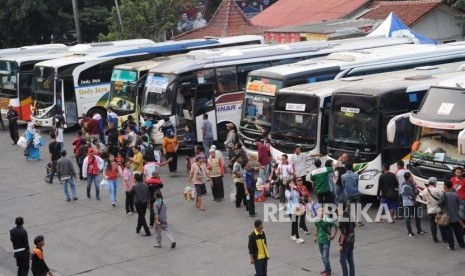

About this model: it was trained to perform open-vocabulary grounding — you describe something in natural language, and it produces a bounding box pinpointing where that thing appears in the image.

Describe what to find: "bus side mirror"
[458,129,465,155]
[386,119,396,143]
[386,113,410,143]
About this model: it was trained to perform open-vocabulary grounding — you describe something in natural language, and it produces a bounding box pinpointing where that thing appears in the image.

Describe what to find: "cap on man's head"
[427,177,437,185]
[210,145,217,150]
[209,148,215,153]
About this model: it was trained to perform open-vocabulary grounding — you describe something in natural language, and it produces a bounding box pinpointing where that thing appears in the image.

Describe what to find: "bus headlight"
[359,170,380,180]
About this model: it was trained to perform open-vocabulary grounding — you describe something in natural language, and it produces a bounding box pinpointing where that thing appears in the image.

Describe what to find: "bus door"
[55,79,67,126]
[194,83,217,142]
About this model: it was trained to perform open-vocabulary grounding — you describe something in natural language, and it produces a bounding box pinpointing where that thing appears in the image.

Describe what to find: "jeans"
[62,178,77,200]
[107,178,118,204]
[429,213,439,242]
[202,138,213,152]
[125,191,135,213]
[258,164,270,185]
[289,214,300,239]
[405,206,422,234]
[254,258,268,276]
[87,174,100,200]
[248,188,256,216]
[443,221,465,249]
[340,245,355,276]
[318,242,331,273]
[235,182,247,208]
[334,185,345,205]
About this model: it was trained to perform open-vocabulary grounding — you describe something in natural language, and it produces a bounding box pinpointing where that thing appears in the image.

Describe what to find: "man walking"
[440,180,465,250]
[233,155,247,209]
[10,217,30,276]
[401,172,426,237]
[201,113,213,150]
[130,172,151,236]
[31,235,53,276]
[153,190,176,249]
[342,163,364,226]
[377,163,399,222]
[339,211,356,276]
[421,177,444,243]
[56,150,78,202]
[243,161,259,217]
[46,133,62,184]
[207,148,225,202]
[290,145,311,191]
[7,105,19,145]
[248,219,269,276]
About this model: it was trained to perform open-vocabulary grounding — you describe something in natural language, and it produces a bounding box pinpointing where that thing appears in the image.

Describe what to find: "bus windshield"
[109,69,138,113]
[32,66,55,109]
[271,112,318,145]
[241,76,283,131]
[329,111,377,150]
[412,127,462,166]
[141,73,176,116]
[0,60,18,98]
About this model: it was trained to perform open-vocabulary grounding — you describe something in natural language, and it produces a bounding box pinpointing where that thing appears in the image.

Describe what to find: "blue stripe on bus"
[101,40,219,57]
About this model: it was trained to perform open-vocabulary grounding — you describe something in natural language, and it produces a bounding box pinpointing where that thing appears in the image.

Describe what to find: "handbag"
[294,204,305,216]
[435,192,449,227]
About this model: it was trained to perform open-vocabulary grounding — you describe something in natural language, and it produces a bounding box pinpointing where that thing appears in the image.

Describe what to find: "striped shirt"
[290,153,309,177]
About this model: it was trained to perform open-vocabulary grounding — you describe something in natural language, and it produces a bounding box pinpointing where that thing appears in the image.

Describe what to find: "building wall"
[412,6,464,43]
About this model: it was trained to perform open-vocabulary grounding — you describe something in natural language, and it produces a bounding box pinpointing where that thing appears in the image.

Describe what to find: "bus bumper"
[31,117,54,127]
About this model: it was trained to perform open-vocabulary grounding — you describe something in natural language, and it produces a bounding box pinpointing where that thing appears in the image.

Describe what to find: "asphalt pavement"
[0,126,463,276]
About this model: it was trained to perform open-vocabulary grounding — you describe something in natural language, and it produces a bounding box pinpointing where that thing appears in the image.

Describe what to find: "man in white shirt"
[278,154,294,204]
[290,145,311,191]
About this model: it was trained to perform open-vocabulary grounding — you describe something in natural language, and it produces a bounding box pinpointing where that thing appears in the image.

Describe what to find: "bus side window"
[216,66,238,93]
[237,62,269,90]
[196,69,216,87]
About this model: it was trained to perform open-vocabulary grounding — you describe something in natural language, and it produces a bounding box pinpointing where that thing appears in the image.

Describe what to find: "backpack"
[143,143,156,162]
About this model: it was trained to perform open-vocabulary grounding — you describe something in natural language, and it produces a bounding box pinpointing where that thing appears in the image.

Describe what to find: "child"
[314,211,338,276]
[31,235,53,276]
[153,189,176,249]
[116,151,125,171]
[123,161,135,214]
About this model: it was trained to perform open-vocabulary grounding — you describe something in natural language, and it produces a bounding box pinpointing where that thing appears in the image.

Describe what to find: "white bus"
[142,36,417,146]
[0,44,67,58]
[240,42,465,161]
[30,36,263,128]
[390,75,465,190]
[108,36,264,125]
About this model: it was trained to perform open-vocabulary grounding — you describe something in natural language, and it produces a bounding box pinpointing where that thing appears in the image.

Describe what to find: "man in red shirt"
[451,167,465,228]
[255,138,270,184]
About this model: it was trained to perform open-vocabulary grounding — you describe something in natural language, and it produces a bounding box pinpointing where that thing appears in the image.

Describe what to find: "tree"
[445,0,465,19]
[100,0,197,42]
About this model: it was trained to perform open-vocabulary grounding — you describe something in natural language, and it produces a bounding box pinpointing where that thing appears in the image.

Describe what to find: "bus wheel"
[217,122,229,146]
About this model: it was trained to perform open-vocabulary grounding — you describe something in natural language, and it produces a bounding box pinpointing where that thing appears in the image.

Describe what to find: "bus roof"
[249,42,465,80]
[148,36,416,75]
[32,36,264,69]
[0,44,68,58]
[278,61,465,98]
[0,49,72,64]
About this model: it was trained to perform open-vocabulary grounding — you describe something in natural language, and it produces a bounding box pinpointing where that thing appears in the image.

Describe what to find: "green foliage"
[444,0,465,20]
[100,0,197,42]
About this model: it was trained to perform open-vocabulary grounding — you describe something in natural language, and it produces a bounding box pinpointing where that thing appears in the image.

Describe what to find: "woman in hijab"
[162,129,179,173]
[25,123,41,160]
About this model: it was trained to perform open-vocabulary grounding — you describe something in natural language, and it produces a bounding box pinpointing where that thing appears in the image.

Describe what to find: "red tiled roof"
[362,0,442,26]
[251,0,371,28]
[174,0,265,40]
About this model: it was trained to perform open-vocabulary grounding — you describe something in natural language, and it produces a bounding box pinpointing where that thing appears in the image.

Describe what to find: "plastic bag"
[17,136,28,148]
[230,191,236,203]
[100,179,109,190]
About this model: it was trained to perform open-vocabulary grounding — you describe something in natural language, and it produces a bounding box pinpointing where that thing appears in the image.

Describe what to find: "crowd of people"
[6,106,465,276]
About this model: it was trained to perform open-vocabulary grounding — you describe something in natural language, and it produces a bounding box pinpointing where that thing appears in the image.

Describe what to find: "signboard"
[341,107,360,113]
[286,103,306,112]
[437,102,454,116]
[146,76,169,93]
[246,81,277,96]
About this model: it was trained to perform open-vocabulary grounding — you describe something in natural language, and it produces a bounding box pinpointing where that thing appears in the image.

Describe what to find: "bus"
[0,41,159,122]
[108,36,265,125]
[142,36,417,146]
[30,36,263,128]
[0,44,70,120]
[390,75,465,190]
[325,70,465,196]
[269,62,465,163]
[240,42,465,161]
